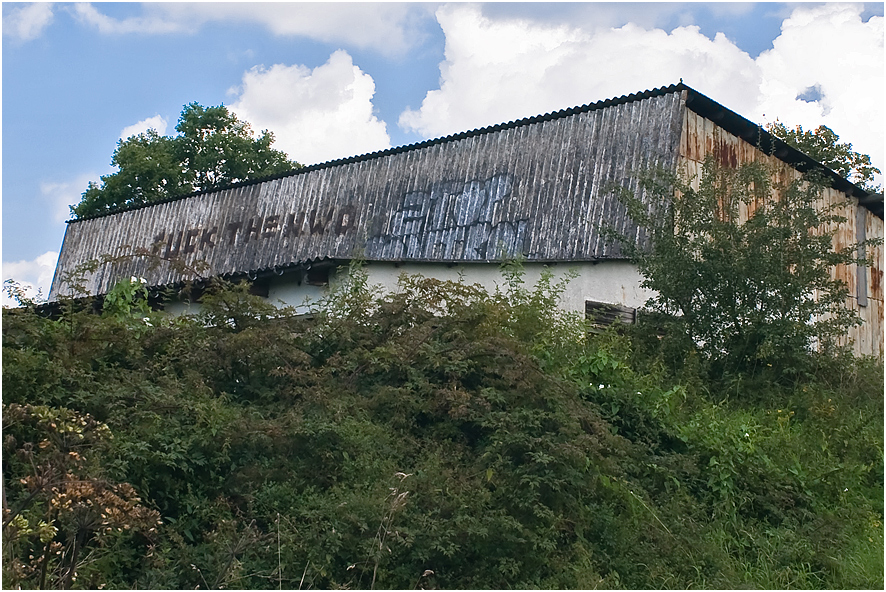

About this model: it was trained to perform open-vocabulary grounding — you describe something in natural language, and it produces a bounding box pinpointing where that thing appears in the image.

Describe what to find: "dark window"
[305,266,330,286]
[249,279,270,298]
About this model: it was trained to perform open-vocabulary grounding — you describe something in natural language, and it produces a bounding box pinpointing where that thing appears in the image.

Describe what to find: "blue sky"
[2,2,884,305]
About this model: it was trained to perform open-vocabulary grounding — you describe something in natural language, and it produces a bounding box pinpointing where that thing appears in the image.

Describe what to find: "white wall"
[358,260,652,314]
[163,299,202,316]
[267,273,332,314]
[159,260,652,318]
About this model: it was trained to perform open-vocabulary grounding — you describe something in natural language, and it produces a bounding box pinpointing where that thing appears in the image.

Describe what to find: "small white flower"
[130,276,138,283]
[844,488,849,492]
[744,433,749,438]
[598,384,605,389]
[139,277,147,284]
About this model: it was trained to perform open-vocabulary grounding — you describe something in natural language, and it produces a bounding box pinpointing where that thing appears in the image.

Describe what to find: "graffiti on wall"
[145,173,527,261]
[365,173,528,260]
[149,205,358,257]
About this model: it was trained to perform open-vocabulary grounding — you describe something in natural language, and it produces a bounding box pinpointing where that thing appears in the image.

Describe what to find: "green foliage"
[71,103,299,218]
[610,157,876,378]
[4,278,46,308]
[2,403,161,589]
[767,121,882,193]
[2,269,882,589]
[101,275,150,319]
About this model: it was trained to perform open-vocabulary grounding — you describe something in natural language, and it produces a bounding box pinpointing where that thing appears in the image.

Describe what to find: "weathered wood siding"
[678,99,884,357]
[50,90,685,299]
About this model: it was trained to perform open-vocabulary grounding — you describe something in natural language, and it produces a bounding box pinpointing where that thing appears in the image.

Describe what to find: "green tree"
[610,157,875,377]
[72,103,299,219]
[767,121,882,193]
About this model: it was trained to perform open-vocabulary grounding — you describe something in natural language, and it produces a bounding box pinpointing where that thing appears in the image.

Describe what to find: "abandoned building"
[48,83,884,356]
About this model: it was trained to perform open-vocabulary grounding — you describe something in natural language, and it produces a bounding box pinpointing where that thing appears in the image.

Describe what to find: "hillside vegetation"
[2,265,883,589]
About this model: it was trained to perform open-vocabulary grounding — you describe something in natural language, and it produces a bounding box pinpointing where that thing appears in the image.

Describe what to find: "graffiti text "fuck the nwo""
[151,205,357,258]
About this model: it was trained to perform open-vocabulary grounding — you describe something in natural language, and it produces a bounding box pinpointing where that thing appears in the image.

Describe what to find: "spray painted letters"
[151,205,357,257]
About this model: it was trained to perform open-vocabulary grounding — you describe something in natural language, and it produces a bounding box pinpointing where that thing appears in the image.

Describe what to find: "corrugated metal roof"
[70,84,688,223]
[48,83,880,300]
[51,86,688,299]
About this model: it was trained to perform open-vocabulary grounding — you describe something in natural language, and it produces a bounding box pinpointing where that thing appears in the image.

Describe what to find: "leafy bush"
[609,157,878,379]
[2,267,882,589]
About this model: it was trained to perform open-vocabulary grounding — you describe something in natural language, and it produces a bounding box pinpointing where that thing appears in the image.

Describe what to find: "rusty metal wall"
[679,103,884,357]
[849,209,884,356]
[50,90,686,299]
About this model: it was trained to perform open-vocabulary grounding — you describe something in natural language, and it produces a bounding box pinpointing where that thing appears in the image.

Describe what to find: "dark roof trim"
[36,255,620,315]
[69,82,881,222]
[683,90,882,218]
[856,193,884,219]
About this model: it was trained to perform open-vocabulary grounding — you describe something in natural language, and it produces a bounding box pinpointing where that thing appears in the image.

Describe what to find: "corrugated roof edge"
[68,82,882,222]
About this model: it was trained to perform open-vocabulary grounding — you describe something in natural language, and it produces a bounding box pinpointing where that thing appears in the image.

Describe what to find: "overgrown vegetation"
[3,257,882,588]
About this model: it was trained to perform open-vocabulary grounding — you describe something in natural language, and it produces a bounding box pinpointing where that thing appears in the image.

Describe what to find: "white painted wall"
[159,260,653,318]
[163,299,202,316]
[357,261,652,314]
[267,273,331,314]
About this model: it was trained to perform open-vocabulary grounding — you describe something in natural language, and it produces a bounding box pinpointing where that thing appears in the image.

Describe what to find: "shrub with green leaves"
[609,157,878,378]
[2,265,882,589]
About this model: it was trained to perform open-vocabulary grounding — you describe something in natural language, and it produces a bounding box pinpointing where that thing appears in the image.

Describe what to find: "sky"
[2,1,884,306]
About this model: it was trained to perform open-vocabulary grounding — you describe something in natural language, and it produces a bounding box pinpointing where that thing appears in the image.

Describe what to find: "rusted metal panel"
[51,89,687,299]
[678,107,884,357]
[862,208,884,357]
[866,209,884,303]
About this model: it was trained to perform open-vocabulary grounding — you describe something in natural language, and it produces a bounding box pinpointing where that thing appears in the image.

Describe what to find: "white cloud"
[69,2,186,35]
[41,173,100,223]
[120,115,168,140]
[480,2,754,35]
[399,4,759,138]
[2,251,59,307]
[753,4,883,184]
[68,2,432,55]
[229,50,391,165]
[174,2,431,55]
[4,2,54,41]
[399,3,883,186]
